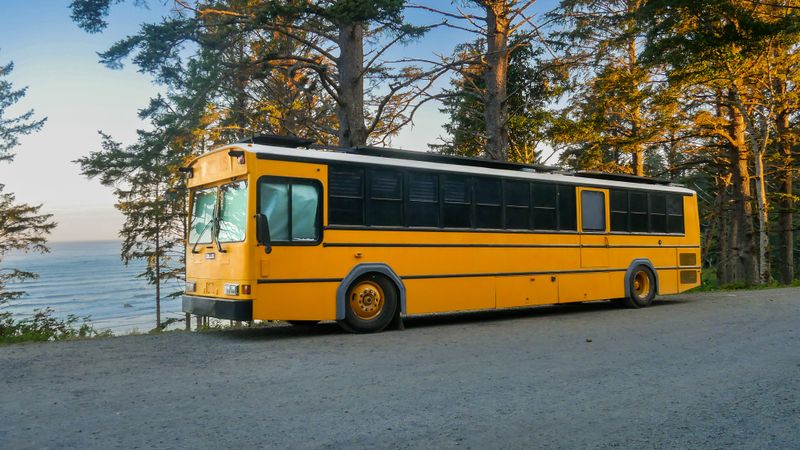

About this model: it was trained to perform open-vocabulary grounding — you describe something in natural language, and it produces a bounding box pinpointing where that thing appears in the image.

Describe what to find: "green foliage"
[0,58,47,162]
[0,54,54,306]
[432,40,562,163]
[0,308,111,345]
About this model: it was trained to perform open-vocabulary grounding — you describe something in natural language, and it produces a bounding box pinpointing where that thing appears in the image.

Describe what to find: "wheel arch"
[624,258,659,298]
[337,263,406,321]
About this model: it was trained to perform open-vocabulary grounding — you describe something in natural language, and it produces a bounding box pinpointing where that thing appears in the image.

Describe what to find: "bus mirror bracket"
[255,213,272,254]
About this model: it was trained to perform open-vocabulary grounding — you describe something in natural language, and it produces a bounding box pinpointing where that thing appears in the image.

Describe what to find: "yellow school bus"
[182,135,701,332]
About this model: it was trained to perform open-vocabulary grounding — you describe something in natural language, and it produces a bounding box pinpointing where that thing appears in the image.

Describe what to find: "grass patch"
[688,268,799,293]
[0,308,112,345]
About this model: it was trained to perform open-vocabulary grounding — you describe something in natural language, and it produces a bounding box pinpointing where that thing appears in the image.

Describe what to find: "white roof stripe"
[226,143,696,195]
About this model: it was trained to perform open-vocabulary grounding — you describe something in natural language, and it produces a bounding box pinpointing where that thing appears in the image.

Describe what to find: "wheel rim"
[349,281,385,320]
[633,270,651,299]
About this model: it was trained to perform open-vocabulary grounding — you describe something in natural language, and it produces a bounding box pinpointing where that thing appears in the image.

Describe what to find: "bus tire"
[286,320,320,327]
[622,265,656,308]
[339,273,398,333]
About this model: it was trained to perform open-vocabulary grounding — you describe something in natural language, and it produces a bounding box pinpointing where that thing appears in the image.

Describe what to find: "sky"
[0,0,556,242]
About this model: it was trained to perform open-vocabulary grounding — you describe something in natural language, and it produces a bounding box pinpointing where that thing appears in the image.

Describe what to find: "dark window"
[475,177,502,229]
[405,171,439,227]
[504,180,530,229]
[442,175,472,228]
[667,194,685,234]
[610,190,629,232]
[629,191,648,232]
[558,185,577,231]
[329,166,364,225]
[649,193,667,233]
[367,168,402,226]
[581,190,606,232]
[532,182,557,230]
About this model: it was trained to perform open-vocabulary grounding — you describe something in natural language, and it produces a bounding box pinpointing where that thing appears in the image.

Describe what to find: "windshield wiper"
[191,220,214,254]
[213,216,228,253]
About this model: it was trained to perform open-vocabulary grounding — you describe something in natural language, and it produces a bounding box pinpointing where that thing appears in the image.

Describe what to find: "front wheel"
[338,273,398,333]
[620,265,656,308]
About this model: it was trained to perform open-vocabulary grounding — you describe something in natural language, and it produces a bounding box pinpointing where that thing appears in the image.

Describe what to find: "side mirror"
[255,213,272,254]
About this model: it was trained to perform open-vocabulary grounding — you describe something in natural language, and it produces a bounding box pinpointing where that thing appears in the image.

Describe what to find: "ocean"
[2,240,184,334]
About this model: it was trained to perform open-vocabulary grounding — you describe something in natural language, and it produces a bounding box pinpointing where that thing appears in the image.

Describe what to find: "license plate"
[205,253,216,260]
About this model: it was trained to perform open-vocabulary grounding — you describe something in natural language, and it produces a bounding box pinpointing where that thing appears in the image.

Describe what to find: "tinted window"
[558,185,577,231]
[533,182,557,230]
[610,190,629,232]
[442,175,471,228]
[475,177,501,229]
[504,180,530,229]
[629,191,648,232]
[667,194,685,233]
[329,166,364,225]
[367,168,402,226]
[581,190,606,232]
[649,193,667,233]
[406,171,439,227]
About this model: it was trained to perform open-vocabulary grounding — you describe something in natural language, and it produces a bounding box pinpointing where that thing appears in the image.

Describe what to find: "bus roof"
[212,143,696,195]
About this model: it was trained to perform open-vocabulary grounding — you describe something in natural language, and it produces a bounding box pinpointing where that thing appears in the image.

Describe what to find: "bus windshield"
[189,187,216,245]
[218,180,248,242]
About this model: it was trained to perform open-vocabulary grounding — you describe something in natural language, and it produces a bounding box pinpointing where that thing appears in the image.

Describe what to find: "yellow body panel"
[185,145,702,322]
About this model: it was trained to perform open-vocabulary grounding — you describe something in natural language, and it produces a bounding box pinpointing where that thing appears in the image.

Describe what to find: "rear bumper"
[182,295,253,321]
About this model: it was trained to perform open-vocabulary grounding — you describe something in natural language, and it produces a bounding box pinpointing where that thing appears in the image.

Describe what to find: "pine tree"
[0,56,54,307]
[431,38,562,163]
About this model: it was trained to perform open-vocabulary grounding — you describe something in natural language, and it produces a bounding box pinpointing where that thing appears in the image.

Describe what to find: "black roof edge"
[348,145,559,173]
[573,171,673,185]
[236,134,316,148]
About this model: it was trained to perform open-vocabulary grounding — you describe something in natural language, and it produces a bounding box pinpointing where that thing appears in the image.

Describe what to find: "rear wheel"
[620,265,656,308]
[338,274,398,333]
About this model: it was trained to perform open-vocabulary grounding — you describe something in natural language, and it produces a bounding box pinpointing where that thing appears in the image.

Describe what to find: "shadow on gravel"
[211,297,693,341]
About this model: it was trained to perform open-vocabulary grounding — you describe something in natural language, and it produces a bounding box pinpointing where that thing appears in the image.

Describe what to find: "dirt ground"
[1,287,799,449]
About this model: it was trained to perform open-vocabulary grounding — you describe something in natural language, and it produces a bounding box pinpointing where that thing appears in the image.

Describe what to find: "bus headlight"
[224,283,240,296]
[185,281,196,293]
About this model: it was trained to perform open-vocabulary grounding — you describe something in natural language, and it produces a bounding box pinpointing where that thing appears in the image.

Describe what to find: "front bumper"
[182,295,253,321]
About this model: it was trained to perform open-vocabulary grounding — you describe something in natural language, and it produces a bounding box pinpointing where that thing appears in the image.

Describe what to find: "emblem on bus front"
[205,253,216,260]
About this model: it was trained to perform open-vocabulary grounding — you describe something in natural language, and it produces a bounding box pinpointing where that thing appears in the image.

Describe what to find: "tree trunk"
[336,21,368,147]
[728,97,758,285]
[483,2,511,161]
[731,88,770,284]
[776,109,794,284]
[626,2,644,176]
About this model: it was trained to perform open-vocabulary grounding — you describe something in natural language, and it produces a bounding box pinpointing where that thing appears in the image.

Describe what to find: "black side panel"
[182,296,253,321]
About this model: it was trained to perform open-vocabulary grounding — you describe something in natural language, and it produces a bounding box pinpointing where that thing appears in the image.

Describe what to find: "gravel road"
[1,287,799,449]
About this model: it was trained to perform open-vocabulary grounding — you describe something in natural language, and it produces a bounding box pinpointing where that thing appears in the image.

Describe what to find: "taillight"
[242,284,251,295]
[185,281,196,293]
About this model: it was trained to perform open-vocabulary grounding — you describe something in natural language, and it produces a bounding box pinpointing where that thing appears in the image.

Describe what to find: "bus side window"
[649,193,667,233]
[610,190,629,232]
[558,185,577,231]
[442,175,472,228]
[367,168,402,226]
[475,177,501,229]
[406,171,439,227]
[329,166,365,225]
[581,190,606,232]
[667,194,685,234]
[630,191,648,232]
[532,182,557,230]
